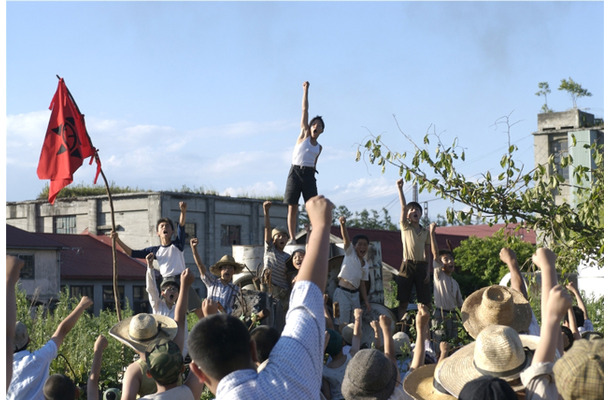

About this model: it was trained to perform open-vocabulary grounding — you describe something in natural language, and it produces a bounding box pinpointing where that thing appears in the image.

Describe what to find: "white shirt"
[216,281,325,399]
[291,137,321,167]
[8,340,58,400]
[338,245,369,289]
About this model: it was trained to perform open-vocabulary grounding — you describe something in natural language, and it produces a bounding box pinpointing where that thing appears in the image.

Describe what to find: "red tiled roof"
[330,223,535,271]
[6,225,146,280]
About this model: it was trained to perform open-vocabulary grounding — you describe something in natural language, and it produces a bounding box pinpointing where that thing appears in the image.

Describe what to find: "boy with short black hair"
[429,222,463,351]
[395,179,432,320]
[112,201,201,312]
[284,81,325,245]
[333,216,371,328]
[43,374,78,400]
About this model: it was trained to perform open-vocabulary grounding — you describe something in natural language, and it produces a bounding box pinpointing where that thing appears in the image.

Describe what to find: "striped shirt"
[263,243,291,290]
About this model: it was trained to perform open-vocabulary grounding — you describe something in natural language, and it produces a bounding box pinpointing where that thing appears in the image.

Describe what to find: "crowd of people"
[7,82,603,400]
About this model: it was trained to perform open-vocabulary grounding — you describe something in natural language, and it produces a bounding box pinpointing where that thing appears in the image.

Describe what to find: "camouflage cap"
[146,339,184,385]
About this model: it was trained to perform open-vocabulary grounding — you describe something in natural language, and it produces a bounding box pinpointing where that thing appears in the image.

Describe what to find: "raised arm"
[429,222,439,261]
[110,230,133,256]
[179,201,187,227]
[410,304,430,370]
[51,296,94,349]
[396,179,407,224]
[190,238,207,278]
[531,248,562,356]
[350,308,363,356]
[379,314,395,362]
[294,195,334,291]
[339,216,351,250]
[566,281,589,321]
[87,335,108,400]
[370,319,382,350]
[173,268,194,355]
[499,247,528,297]
[263,201,273,245]
[533,284,572,364]
[145,253,162,313]
[298,81,310,141]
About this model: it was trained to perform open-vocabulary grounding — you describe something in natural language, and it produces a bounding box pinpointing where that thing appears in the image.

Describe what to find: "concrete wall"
[8,248,60,303]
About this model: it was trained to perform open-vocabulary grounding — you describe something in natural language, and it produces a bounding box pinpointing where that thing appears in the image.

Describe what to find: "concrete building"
[532,108,603,205]
[6,191,289,300]
[532,109,604,299]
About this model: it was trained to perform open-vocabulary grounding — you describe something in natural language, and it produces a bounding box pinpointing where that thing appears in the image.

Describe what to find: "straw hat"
[342,323,355,345]
[434,324,539,397]
[109,313,178,353]
[403,364,456,400]
[461,285,532,338]
[209,255,245,276]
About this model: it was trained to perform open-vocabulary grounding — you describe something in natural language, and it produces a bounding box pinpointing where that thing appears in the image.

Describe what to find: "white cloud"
[222,181,281,197]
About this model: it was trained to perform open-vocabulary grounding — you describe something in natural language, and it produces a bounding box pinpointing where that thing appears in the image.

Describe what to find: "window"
[133,285,150,314]
[70,285,93,299]
[550,136,569,181]
[221,225,241,246]
[55,215,77,234]
[102,285,125,311]
[9,254,35,279]
[184,222,197,239]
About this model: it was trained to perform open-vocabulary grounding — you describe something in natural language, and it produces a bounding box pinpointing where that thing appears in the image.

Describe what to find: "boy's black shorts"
[284,165,318,205]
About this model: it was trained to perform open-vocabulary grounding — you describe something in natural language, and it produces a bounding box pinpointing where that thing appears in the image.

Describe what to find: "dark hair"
[405,201,423,214]
[352,234,370,247]
[572,306,585,327]
[250,325,280,363]
[188,314,253,381]
[458,376,518,400]
[310,115,325,131]
[561,325,574,351]
[156,217,174,232]
[439,249,454,258]
[43,374,76,400]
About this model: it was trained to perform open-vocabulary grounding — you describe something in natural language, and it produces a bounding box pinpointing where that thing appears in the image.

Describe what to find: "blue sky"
[5,1,604,224]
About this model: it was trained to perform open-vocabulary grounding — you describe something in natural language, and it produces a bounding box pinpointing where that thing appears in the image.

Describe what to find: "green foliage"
[37,182,147,200]
[16,286,132,396]
[558,77,592,109]
[357,115,604,276]
[452,232,536,297]
[384,279,399,309]
[535,81,553,113]
[584,293,604,334]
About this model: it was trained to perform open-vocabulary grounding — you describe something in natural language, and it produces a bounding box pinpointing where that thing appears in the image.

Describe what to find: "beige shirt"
[400,221,430,262]
[433,260,463,311]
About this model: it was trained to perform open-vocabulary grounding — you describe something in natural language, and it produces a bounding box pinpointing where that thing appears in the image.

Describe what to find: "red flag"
[37,78,101,204]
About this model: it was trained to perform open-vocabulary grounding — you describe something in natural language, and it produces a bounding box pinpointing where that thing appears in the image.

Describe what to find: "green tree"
[535,81,553,113]
[357,115,604,275]
[453,231,536,297]
[558,77,592,109]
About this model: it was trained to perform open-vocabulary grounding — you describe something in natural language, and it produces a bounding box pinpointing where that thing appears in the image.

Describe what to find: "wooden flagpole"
[56,75,122,322]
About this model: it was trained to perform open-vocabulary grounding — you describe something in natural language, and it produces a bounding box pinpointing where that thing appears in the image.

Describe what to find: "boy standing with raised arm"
[284,81,325,245]
[112,201,201,312]
[395,178,432,320]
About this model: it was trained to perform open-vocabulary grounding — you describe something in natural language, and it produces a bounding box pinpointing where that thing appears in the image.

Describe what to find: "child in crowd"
[333,216,371,329]
[565,281,595,334]
[112,201,201,312]
[429,222,463,353]
[261,201,292,320]
[395,178,432,320]
[284,80,324,245]
[322,308,362,400]
[286,248,305,288]
[191,237,243,315]
[8,296,93,400]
